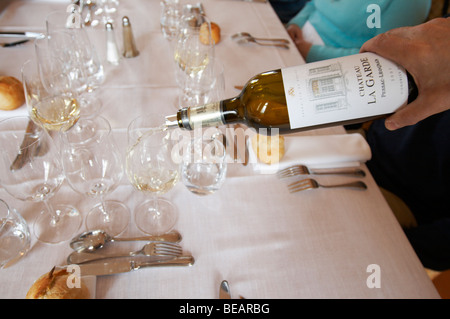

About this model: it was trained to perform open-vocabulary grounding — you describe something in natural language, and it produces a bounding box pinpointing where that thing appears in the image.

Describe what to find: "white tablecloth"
[0,0,439,299]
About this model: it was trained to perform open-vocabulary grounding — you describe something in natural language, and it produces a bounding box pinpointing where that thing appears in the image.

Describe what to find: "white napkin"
[0,104,28,120]
[248,133,372,174]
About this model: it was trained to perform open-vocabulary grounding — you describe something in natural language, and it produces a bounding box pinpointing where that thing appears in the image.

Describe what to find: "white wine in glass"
[173,12,214,80]
[126,115,179,235]
[22,58,80,132]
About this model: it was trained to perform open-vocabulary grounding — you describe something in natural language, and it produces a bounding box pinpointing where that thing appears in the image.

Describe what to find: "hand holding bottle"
[360,17,450,130]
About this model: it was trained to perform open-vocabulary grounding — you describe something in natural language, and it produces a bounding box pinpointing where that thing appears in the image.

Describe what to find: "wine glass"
[60,116,130,236]
[46,10,105,117]
[160,0,182,41]
[22,57,80,132]
[35,32,88,96]
[173,12,215,90]
[178,57,225,108]
[126,114,179,235]
[0,116,81,244]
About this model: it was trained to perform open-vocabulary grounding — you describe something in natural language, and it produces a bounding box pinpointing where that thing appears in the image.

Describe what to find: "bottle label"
[188,102,223,129]
[281,53,408,129]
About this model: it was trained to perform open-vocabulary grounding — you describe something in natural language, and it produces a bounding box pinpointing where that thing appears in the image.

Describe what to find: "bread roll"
[0,76,25,111]
[200,22,221,45]
[26,267,90,299]
[251,133,285,164]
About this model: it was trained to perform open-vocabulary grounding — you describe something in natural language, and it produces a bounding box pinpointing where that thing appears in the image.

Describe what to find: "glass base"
[86,200,130,237]
[34,204,81,244]
[135,198,178,235]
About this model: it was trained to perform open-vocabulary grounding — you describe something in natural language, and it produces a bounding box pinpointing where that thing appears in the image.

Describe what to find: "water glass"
[160,0,181,41]
[181,135,227,195]
[0,199,31,269]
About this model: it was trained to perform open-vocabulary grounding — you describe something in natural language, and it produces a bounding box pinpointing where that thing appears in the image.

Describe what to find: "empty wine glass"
[46,10,105,92]
[22,58,80,132]
[160,0,181,41]
[60,116,130,236]
[0,116,81,244]
[126,114,179,235]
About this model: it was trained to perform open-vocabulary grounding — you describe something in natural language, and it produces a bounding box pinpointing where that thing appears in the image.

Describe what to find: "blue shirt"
[288,0,431,62]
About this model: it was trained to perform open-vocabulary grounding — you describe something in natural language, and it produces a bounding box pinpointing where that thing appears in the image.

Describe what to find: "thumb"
[384,93,443,130]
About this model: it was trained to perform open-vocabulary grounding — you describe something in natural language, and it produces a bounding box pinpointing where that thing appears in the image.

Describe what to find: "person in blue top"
[286,0,431,62]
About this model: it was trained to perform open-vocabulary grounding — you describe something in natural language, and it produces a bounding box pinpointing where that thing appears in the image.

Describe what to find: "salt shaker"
[105,22,120,65]
[122,16,139,58]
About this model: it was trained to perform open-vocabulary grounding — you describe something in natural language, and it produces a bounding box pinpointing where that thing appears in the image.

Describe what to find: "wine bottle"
[165,53,417,134]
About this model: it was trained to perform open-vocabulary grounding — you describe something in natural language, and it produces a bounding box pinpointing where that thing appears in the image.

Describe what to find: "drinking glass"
[60,116,130,236]
[35,32,87,96]
[0,116,81,244]
[0,199,31,268]
[181,132,227,195]
[22,58,80,132]
[46,10,105,92]
[178,57,225,108]
[173,12,215,87]
[160,0,181,41]
[126,114,179,235]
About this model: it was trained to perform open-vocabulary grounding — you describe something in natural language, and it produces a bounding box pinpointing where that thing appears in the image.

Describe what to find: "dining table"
[0,0,440,299]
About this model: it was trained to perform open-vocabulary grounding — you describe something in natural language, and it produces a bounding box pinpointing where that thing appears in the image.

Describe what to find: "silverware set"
[278,164,367,193]
[65,229,194,276]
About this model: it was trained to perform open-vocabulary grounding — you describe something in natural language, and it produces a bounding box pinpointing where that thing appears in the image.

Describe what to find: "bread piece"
[26,267,90,299]
[251,133,285,164]
[200,22,221,45]
[0,76,25,111]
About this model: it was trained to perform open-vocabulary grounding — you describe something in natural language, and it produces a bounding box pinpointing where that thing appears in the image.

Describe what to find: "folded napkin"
[248,133,372,174]
[0,103,28,119]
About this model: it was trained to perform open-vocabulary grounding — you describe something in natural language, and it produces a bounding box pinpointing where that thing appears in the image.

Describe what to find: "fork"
[288,178,367,193]
[277,164,366,178]
[67,242,183,264]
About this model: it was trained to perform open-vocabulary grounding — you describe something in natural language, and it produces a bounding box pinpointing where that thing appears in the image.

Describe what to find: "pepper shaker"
[122,16,139,58]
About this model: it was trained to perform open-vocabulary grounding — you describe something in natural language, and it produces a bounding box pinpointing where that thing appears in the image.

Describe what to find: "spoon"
[232,32,290,44]
[236,37,289,49]
[70,229,183,252]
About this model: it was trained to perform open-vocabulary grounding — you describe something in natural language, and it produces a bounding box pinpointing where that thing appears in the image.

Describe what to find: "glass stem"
[44,199,60,226]
[153,194,161,217]
[99,194,111,223]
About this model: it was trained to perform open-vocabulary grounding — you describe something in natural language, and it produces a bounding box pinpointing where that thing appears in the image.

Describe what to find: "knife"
[0,31,43,38]
[219,280,231,299]
[0,39,29,47]
[61,256,195,276]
